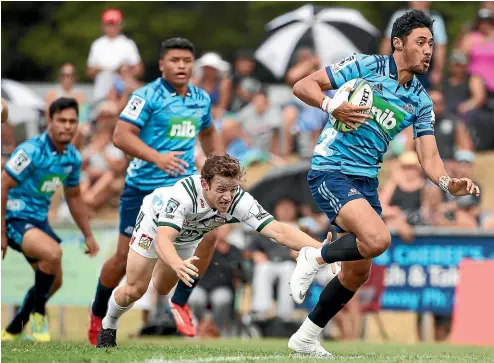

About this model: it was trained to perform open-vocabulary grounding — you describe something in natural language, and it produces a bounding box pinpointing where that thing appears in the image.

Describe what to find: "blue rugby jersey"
[312,54,434,178]
[120,78,213,191]
[5,132,81,222]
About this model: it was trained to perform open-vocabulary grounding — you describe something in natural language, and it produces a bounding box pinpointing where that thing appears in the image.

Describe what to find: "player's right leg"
[290,170,390,303]
[97,249,156,348]
[3,223,62,342]
[89,186,146,345]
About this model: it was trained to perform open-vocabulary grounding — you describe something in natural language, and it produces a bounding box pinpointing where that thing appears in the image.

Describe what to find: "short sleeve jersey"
[5,132,82,222]
[120,78,213,192]
[311,54,435,178]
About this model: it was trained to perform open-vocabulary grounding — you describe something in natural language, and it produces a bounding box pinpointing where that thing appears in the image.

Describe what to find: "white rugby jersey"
[140,175,275,245]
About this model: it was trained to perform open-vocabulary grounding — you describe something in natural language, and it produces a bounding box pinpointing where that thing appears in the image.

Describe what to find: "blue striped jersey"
[120,78,213,191]
[311,53,435,178]
[5,132,81,222]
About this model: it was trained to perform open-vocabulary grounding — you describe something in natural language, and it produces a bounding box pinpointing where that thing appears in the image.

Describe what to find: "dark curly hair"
[390,9,434,52]
[201,153,245,185]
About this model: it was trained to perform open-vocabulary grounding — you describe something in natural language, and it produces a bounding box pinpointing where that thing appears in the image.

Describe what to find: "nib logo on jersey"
[370,95,407,137]
[38,175,66,194]
[168,117,199,140]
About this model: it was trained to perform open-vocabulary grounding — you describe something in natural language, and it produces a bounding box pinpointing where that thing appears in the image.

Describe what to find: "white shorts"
[129,207,200,260]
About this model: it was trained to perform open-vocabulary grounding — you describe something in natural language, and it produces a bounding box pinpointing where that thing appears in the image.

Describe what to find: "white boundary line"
[133,354,337,363]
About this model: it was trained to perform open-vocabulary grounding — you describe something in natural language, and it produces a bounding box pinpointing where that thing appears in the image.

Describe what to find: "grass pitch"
[2,338,494,363]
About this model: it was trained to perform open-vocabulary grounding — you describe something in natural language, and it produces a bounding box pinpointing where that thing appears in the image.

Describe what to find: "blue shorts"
[119,184,150,237]
[6,218,62,264]
[307,169,382,233]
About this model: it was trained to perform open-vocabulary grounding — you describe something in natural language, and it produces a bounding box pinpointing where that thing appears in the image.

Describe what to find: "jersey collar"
[388,54,414,90]
[43,132,67,155]
[160,78,192,97]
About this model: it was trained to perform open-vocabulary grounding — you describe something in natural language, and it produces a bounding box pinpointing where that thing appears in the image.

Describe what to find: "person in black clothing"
[380,151,426,242]
[228,50,263,113]
[188,224,246,336]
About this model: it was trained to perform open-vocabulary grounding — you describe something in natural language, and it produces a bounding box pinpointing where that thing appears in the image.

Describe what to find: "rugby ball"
[330,78,374,132]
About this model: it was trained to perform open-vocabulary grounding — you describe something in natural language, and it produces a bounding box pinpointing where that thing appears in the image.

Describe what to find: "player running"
[88,38,223,345]
[1,98,99,342]
[287,10,480,357]
[95,153,335,348]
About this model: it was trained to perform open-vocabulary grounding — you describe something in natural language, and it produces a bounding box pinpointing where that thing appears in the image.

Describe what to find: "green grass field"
[2,338,494,363]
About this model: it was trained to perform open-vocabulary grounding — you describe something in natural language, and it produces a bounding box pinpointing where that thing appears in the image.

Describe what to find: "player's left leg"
[170,230,218,337]
[289,258,372,357]
[97,250,156,348]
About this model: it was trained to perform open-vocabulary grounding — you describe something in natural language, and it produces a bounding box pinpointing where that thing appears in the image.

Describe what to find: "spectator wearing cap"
[192,52,232,121]
[229,50,263,113]
[380,2,448,88]
[380,151,426,242]
[441,51,486,123]
[87,8,143,101]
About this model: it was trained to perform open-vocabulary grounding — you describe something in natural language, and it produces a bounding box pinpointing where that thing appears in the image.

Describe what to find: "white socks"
[296,317,323,342]
[102,288,134,330]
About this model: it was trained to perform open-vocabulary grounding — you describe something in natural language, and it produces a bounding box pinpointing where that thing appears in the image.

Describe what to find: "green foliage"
[1,1,483,81]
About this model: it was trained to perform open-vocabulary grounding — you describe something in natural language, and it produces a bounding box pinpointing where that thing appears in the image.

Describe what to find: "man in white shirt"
[87,8,144,101]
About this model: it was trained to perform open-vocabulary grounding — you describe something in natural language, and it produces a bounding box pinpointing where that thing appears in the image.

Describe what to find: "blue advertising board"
[373,229,494,314]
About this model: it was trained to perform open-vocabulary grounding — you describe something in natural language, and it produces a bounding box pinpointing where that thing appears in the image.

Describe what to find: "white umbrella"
[255,5,380,79]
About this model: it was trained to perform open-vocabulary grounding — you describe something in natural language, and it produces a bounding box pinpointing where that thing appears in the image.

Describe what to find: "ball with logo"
[329,78,374,133]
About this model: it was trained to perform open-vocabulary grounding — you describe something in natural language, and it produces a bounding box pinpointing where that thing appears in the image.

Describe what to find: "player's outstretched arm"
[64,185,99,256]
[155,226,199,287]
[416,135,480,197]
[1,171,17,259]
[259,220,323,251]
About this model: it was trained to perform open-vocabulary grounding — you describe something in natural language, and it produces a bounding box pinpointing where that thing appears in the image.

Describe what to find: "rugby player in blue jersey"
[1,98,100,342]
[287,10,480,356]
[88,38,223,344]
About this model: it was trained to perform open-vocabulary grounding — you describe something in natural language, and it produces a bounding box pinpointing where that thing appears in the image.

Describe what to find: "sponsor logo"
[430,110,436,131]
[124,226,134,235]
[138,234,153,250]
[64,166,73,174]
[165,213,175,219]
[403,103,414,114]
[6,199,26,211]
[165,198,180,213]
[200,199,205,208]
[121,95,146,121]
[372,84,384,94]
[370,95,407,135]
[168,117,198,139]
[8,150,31,175]
[25,223,35,230]
[249,202,270,221]
[348,188,361,197]
[38,175,65,194]
[359,88,371,107]
[331,55,356,73]
[130,236,136,246]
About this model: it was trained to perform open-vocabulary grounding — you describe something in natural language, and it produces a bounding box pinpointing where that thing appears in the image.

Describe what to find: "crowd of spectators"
[3,3,493,341]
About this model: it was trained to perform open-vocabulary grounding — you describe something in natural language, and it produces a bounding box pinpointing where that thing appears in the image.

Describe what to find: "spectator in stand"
[380,151,426,242]
[220,89,282,165]
[87,8,143,102]
[79,102,127,212]
[108,63,143,113]
[229,50,263,113]
[380,1,447,88]
[193,52,232,122]
[441,51,487,123]
[281,48,322,157]
[45,64,87,150]
[459,8,494,151]
[460,8,494,96]
[45,63,85,117]
[427,89,474,171]
[249,199,298,321]
[188,225,246,337]
[1,99,15,171]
